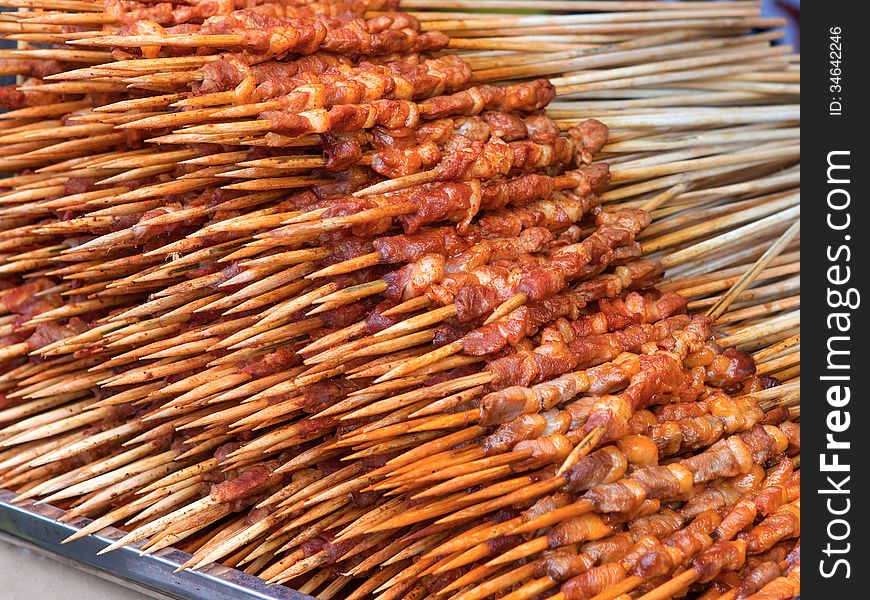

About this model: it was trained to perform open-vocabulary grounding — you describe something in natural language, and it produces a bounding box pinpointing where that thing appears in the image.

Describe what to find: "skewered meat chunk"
[106,0,369,27]
[0,2,798,596]
[746,564,800,600]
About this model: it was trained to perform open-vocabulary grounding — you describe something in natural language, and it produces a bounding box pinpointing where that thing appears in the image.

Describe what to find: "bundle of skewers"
[0,0,800,598]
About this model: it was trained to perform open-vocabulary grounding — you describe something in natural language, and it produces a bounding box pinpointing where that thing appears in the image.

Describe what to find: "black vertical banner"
[803,3,869,596]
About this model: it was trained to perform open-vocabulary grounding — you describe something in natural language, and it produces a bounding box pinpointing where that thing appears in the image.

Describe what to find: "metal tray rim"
[0,488,316,600]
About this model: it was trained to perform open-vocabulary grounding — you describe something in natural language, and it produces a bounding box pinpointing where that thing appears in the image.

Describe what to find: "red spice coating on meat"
[568,119,609,164]
[482,413,546,455]
[463,306,531,355]
[541,549,595,581]
[433,323,467,346]
[524,114,562,143]
[383,143,443,178]
[399,182,476,234]
[322,131,364,170]
[563,448,622,493]
[383,253,445,301]
[0,83,52,110]
[365,300,401,334]
[419,80,554,119]
[25,319,89,352]
[548,512,611,547]
[319,297,377,329]
[432,208,646,321]
[509,137,573,172]
[656,401,710,422]
[480,173,555,210]
[569,315,690,371]
[747,566,801,600]
[680,438,752,485]
[485,350,539,390]
[1,279,63,317]
[64,177,99,196]
[238,346,302,377]
[432,136,495,179]
[299,379,367,413]
[740,425,789,464]
[513,433,573,468]
[706,347,757,389]
[739,502,800,553]
[739,561,784,598]
[481,111,528,140]
[623,353,694,410]
[778,420,799,454]
[574,163,612,195]
[421,364,479,388]
[445,227,552,274]
[694,540,748,583]
[108,0,369,27]
[175,11,448,63]
[373,227,467,264]
[562,562,626,600]
[210,463,276,503]
[0,58,68,80]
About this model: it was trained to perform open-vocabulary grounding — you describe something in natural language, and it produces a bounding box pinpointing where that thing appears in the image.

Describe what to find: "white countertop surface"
[0,538,157,600]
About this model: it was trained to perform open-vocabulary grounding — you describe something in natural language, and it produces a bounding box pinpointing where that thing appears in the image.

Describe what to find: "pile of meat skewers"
[0,0,800,598]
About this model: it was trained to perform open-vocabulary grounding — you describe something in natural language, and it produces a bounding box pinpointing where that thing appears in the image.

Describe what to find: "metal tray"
[0,489,315,600]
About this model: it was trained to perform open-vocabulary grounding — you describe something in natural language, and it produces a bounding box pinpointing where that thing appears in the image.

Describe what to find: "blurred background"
[762,0,799,49]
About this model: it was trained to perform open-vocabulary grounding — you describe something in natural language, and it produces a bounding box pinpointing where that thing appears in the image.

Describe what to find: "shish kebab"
[49,298,796,548]
[1,0,804,596]
[228,314,792,584]
[437,458,797,600]
[14,113,608,345]
[76,8,450,62]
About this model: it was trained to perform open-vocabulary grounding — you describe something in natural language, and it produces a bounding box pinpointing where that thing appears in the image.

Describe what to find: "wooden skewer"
[0,1,802,592]
[636,568,699,600]
[706,220,800,321]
